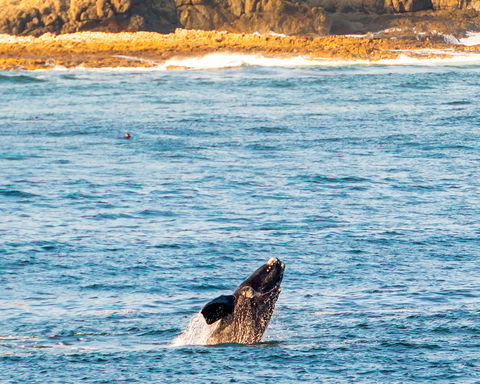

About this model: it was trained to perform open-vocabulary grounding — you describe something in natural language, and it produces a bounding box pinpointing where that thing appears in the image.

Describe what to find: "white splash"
[157,53,320,70]
[32,50,480,73]
[459,31,480,46]
[171,313,216,346]
[158,51,480,69]
[268,31,288,38]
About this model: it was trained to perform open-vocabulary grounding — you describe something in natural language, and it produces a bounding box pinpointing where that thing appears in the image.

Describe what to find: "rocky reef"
[0,0,480,37]
[1,29,479,70]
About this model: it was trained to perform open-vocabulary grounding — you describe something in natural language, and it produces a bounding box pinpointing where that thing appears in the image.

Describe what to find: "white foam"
[345,34,368,38]
[157,53,320,70]
[414,30,460,45]
[171,312,216,346]
[268,31,288,38]
[0,34,35,43]
[252,31,287,37]
[31,51,480,73]
[459,31,480,46]
[158,51,480,69]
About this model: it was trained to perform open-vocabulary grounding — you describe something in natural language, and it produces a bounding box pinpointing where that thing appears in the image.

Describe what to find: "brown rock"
[431,0,480,9]
[1,0,480,38]
[305,0,434,13]
[130,0,179,32]
[175,0,329,35]
[385,0,433,12]
[112,0,132,13]
[0,0,179,36]
[329,8,480,37]
[309,0,480,12]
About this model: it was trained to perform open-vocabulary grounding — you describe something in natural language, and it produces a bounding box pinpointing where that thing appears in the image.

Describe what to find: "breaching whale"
[201,257,285,344]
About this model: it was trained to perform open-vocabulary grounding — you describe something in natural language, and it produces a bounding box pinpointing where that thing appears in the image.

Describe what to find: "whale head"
[200,257,285,344]
[237,257,284,295]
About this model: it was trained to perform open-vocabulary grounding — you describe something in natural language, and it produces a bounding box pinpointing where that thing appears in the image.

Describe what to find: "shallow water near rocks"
[1,63,479,383]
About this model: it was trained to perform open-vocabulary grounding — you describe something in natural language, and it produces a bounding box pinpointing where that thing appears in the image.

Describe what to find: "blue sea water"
[0,62,479,383]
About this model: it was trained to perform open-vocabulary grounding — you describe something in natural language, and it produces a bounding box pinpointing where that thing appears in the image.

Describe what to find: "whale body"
[201,257,285,344]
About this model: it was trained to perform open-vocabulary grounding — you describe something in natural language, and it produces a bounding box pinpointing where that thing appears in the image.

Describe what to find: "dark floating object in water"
[201,257,285,344]
[124,132,131,139]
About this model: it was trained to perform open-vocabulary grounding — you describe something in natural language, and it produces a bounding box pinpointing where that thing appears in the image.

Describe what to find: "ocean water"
[1,60,480,383]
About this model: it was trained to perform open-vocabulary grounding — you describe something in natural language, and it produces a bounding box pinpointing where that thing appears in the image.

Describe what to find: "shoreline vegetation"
[1,29,480,71]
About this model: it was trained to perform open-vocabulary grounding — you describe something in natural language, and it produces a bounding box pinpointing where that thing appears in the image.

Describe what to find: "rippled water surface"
[1,64,480,383]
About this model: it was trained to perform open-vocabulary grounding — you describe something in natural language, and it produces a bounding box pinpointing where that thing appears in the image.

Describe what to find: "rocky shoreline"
[0,29,479,70]
[2,0,480,71]
[2,0,480,38]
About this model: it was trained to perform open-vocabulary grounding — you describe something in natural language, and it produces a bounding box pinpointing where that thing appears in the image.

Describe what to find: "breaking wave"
[156,51,480,70]
[34,50,480,73]
[0,74,46,83]
[158,53,321,70]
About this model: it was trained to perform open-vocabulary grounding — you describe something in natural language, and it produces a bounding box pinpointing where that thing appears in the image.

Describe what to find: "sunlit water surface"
[1,63,479,383]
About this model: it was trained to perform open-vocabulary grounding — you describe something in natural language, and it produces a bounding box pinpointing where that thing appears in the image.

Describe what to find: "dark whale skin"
[201,257,285,344]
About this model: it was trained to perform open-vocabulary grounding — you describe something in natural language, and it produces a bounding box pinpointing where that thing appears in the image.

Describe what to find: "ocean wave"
[0,74,46,83]
[31,50,480,73]
[158,53,322,70]
[156,52,480,70]
[0,189,38,198]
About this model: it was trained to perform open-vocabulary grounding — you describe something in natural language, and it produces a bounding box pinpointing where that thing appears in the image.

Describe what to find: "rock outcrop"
[430,0,480,9]
[328,8,480,35]
[1,0,480,37]
[306,0,480,12]
[176,0,329,35]
[0,0,329,36]
[0,0,179,36]
[306,0,431,13]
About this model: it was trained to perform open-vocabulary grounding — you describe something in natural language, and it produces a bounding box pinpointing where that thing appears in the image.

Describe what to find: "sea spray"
[155,51,480,70]
[172,313,217,346]
[158,53,321,70]
[30,50,480,72]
